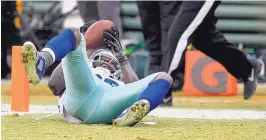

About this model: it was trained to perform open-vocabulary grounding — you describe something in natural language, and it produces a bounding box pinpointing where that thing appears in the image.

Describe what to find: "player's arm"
[48,27,81,95]
[48,22,97,95]
[48,63,65,96]
[103,28,139,83]
[120,59,139,83]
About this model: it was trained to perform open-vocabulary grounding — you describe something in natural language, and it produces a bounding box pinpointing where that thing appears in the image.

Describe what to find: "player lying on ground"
[21,20,173,126]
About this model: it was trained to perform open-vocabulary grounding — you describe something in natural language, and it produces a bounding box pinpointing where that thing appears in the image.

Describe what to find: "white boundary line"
[2,104,266,120]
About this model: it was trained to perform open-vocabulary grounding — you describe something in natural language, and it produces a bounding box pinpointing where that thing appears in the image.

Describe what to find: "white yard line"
[1,104,58,116]
[2,104,266,120]
[149,108,266,120]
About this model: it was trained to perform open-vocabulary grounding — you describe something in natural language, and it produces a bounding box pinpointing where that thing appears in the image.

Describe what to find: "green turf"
[1,95,58,105]
[2,114,266,140]
[172,96,266,110]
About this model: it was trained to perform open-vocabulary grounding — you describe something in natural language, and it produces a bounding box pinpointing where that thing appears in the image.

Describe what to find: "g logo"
[191,56,227,93]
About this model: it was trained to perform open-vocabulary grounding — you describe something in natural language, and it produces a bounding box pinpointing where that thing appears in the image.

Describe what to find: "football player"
[21,20,173,126]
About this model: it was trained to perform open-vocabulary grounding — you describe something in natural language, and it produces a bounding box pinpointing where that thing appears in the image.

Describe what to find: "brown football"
[84,20,115,49]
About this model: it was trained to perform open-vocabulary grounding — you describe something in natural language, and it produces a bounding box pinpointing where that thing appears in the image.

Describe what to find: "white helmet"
[90,49,124,80]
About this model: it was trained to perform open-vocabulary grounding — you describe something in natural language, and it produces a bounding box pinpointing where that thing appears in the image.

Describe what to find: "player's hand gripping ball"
[84,20,115,49]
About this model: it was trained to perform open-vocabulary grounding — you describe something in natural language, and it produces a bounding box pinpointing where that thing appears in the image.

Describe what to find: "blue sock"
[43,29,76,62]
[138,79,171,111]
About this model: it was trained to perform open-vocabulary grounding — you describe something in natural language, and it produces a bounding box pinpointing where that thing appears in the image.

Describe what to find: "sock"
[42,29,76,62]
[39,51,53,69]
[138,79,171,111]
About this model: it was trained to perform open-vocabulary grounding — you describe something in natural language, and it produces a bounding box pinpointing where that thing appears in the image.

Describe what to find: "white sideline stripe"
[2,104,266,120]
[42,48,56,63]
[168,1,215,74]
[149,108,266,120]
[35,113,56,120]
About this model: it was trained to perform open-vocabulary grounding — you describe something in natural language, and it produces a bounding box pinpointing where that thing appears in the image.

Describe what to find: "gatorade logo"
[183,50,237,96]
[191,56,227,93]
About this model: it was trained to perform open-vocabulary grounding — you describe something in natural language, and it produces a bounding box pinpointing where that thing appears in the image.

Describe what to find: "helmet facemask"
[90,49,124,80]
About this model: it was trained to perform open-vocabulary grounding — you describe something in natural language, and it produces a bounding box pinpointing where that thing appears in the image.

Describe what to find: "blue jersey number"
[96,74,119,87]
[104,78,119,87]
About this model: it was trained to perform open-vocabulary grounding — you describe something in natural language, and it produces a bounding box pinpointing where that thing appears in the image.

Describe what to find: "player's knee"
[68,27,81,48]
[152,72,173,86]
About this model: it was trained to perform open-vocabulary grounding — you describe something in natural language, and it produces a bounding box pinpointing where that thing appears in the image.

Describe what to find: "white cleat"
[113,99,150,127]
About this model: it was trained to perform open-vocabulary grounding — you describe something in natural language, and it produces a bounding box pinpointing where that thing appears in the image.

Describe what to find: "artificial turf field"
[1,84,266,139]
[2,114,266,140]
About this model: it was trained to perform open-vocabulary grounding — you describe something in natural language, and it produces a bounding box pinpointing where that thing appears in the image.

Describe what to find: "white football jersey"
[57,71,124,123]
[92,68,125,87]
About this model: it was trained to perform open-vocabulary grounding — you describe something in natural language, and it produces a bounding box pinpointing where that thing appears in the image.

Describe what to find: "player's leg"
[160,1,217,108]
[161,1,216,75]
[85,72,172,125]
[21,28,79,84]
[193,17,264,99]
[22,28,102,120]
[113,72,173,126]
[158,1,181,106]
[137,1,162,74]
[61,34,103,119]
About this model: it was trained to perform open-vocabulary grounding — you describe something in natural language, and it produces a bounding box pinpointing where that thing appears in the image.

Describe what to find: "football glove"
[103,27,127,63]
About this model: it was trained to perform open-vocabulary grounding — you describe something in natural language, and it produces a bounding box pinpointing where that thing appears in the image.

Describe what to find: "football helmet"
[90,49,124,80]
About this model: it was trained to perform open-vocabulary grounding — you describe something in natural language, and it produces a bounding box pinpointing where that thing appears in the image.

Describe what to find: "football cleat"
[113,99,150,127]
[244,59,264,100]
[21,41,46,85]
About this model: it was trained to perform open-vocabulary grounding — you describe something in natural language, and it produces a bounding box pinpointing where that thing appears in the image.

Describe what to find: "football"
[84,20,115,49]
